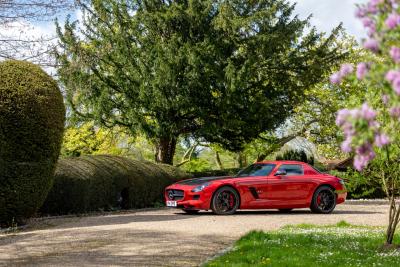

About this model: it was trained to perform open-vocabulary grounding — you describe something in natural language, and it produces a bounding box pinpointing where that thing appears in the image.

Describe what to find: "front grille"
[166,189,184,200]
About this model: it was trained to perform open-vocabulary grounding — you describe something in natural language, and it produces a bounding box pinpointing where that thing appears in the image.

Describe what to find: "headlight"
[191,182,211,192]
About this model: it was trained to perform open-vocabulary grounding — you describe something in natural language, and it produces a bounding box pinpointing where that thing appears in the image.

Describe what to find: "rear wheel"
[310,186,336,214]
[211,186,240,215]
[278,209,293,213]
[182,209,199,215]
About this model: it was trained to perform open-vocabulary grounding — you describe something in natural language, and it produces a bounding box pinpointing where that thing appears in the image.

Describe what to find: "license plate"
[166,201,177,207]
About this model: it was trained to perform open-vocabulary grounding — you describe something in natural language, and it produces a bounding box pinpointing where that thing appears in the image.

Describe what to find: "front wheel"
[211,186,240,215]
[310,186,336,214]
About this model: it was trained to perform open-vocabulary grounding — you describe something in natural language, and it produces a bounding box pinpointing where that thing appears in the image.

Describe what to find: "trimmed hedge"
[0,60,65,225]
[40,155,190,215]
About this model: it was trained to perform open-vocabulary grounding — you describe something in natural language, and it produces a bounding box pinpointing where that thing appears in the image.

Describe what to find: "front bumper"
[165,185,213,210]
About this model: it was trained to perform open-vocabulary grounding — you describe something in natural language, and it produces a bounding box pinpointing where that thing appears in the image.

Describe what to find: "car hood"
[177,176,232,186]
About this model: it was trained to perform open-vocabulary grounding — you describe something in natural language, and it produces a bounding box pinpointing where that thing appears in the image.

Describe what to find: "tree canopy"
[56,0,346,164]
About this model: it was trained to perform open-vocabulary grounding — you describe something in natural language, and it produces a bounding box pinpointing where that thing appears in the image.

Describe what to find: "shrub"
[0,60,65,225]
[40,155,190,215]
[190,168,241,178]
[276,149,314,165]
[330,168,386,200]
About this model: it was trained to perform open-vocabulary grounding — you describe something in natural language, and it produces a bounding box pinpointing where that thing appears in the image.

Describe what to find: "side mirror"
[274,170,287,176]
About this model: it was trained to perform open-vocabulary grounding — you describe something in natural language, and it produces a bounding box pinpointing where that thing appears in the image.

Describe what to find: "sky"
[1,0,370,66]
[5,0,370,39]
[289,0,369,40]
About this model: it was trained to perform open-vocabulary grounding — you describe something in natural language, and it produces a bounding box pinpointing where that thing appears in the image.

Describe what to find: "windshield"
[236,164,276,177]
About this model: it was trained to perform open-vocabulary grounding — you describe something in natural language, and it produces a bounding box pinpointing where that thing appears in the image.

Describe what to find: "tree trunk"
[386,195,400,245]
[215,151,224,170]
[256,153,266,162]
[236,152,246,168]
[155,136,177,165]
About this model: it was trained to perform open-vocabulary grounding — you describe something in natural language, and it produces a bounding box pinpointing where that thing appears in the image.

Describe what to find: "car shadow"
[20,213,197,233]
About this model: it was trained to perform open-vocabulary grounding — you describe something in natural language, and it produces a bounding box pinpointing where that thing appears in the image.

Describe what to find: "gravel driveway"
[0,203,390,266]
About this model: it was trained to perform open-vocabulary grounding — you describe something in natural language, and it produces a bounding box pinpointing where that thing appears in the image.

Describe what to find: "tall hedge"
[40,155,190,215]
[0,60,65,225]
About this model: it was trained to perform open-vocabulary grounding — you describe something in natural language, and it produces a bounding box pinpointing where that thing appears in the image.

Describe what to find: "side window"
[277,164,304,176]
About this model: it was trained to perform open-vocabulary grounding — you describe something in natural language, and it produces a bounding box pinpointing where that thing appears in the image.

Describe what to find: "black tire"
[182,209,199,215]
[211,186,240,215]
[278,209,293,213]
[310,185,336,214]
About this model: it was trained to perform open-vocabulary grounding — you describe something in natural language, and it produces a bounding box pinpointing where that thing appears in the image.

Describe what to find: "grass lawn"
[205,221,400,267]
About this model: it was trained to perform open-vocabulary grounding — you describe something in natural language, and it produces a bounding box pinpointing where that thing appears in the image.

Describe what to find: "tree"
[332,0,400,246]
[56,0,345,165]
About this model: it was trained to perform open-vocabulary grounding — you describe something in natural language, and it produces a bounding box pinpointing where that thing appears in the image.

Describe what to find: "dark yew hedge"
[0,60,65,226]
[40,155,190,215]
[190,168,241,178]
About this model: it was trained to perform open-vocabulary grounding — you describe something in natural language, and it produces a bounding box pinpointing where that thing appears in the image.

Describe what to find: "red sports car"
[165,161,347,215]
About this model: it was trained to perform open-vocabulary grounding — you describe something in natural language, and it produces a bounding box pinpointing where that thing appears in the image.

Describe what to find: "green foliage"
[330,146,400,199]
[40,155,190,215]
[181,158,214,172]
[206,224,400,267]
[0,60,65,226]
[290,37,376,159]
[61,123,127,157]
[331,169,385,199]
[276,149,314,165]
[56,0,345,164]
[61,124,159,161]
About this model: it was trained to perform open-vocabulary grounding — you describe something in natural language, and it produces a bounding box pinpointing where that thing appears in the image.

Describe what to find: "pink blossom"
[360,103,376,121]
[353,143,376,171]
[341,138,353,153]
[336,109,351,126]
[369,0,383,6]
[362,17,375,27]
[330,72,342,84]
[343,124,356,136]
[393,77,400,95]
[382,94,390,105]
[368,120,380,128]
[367,2,379,14]
[356,63,368,79]
[385,13,400,29]
[367,24,377,37]
[363,39,379,53]
[340,64,354,77]
[389,0,398,9]
[355,7,367,18]
[350,109,361,119]
[375,133,390,147]
[390,106,400,118]
[354,153,375,171]
[356,142,373,154]
[390,46,400,63]
[385,70,400,82]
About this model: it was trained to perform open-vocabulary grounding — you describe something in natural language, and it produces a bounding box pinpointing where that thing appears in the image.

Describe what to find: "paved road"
[0,203,390,266]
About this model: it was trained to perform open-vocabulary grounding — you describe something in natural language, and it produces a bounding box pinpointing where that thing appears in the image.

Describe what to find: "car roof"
[257,160,307,165]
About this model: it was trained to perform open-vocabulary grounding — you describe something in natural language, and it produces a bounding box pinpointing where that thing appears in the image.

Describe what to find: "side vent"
[249,187,259,199]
